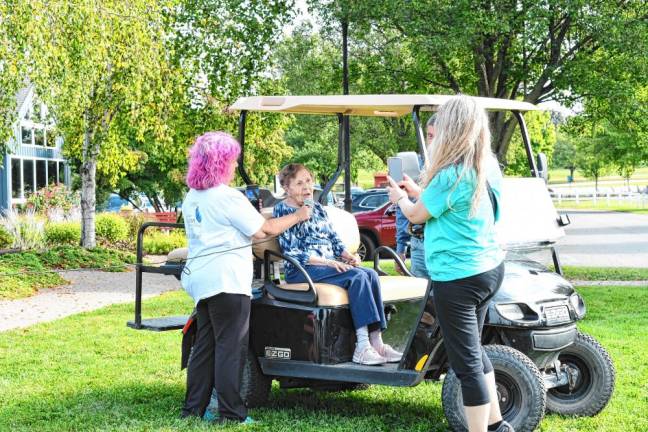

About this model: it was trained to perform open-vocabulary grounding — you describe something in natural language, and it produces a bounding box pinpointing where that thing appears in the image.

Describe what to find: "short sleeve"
[225,189,265,237]
[421,169,456,218]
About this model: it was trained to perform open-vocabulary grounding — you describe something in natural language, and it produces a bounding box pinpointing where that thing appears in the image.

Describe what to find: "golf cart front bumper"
[496,324,577,370]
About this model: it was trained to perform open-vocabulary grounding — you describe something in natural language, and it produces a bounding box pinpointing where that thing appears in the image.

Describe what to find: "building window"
[23,159,34,194]
[48,161,58,184]
[21,127,33,145]
[36,160,47,190]
[34,128,45,147]
[11,158,21,199]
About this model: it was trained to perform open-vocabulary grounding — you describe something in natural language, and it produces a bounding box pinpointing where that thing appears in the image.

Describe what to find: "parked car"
[351,189,389,213]
[354,201,397,261]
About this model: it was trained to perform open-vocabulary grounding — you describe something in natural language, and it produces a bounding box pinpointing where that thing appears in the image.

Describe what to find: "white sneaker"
[375,344,402,363]
[352,345,386,365]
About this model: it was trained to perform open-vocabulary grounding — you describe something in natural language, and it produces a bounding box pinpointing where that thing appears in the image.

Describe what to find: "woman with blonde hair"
[386,95,511,432]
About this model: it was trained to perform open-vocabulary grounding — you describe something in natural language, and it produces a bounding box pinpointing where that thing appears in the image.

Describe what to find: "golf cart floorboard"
[259,358,420,386]
[127,316,188,331]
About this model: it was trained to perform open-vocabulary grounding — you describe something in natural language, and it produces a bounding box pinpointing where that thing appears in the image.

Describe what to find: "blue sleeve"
[273,204,310,266]
[395,205,411,254]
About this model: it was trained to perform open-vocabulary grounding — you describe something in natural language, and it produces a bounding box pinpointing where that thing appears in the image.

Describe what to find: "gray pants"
[182,293,250,421]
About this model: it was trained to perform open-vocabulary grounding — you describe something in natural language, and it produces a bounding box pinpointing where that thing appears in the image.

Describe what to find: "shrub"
[143,230,187,255]
[0,225,14,249]
[124,212,146,239]
[44,221,81,245]
[95,213,129,244]
[0,209,46,250]
[25,185,80,215]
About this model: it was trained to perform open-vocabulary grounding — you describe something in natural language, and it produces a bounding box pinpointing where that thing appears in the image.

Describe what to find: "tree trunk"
[80,117,98,249]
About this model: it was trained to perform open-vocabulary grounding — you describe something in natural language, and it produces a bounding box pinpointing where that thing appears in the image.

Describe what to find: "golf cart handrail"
[373,245,414,278]
[229,94,541,117]
[263,249,319,305]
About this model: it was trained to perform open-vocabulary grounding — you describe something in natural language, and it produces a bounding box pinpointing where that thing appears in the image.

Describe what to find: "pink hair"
[186,131,241,190]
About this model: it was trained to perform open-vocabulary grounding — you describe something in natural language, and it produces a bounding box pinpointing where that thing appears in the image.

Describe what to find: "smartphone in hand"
[387,157,404,183]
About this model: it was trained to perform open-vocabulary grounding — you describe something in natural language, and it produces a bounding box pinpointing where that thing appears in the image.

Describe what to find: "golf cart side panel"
[250,294,428,366]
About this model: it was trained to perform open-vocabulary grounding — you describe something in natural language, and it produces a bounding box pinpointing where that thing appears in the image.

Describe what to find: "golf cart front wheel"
[240,347,271,408]
[546,331,615,416]
[441,345,546,432]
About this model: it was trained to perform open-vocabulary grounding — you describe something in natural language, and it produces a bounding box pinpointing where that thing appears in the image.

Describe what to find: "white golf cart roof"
[229,94,540,117]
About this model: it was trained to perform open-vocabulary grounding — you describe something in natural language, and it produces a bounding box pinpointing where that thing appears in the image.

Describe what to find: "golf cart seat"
[165,205,427,306]
[252,205,428,306]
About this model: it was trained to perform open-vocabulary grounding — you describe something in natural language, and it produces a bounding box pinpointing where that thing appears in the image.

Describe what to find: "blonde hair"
[421,95,492,217]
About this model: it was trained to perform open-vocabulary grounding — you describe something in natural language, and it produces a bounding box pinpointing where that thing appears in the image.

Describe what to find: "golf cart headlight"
[569,293,586,318]
[496,304,525,320]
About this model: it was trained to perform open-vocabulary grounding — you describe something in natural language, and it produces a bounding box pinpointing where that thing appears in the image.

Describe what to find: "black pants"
[432,263,505,406]
[181,293,250,421]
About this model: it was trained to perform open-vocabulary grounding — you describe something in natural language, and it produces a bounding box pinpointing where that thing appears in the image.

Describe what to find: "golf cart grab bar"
[373,245,414,277]
[263,249,319,305]
[133,221,185,328]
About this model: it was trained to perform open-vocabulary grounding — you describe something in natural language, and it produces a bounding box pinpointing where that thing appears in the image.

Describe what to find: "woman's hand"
[341,250,361,267]
[326,259,353,273]
[295,204,312,222]
[399,174,422,199]
[386,176,408,204]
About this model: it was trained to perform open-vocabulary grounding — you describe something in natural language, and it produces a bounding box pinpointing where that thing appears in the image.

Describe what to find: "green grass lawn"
[0,246,135,300]
[1,286,647,431]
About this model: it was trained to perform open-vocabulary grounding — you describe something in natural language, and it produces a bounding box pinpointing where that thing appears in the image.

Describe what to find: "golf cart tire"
[546,331,615,417]
[441,345,546,432]
[241,347,271,408]
[359,233,376,261]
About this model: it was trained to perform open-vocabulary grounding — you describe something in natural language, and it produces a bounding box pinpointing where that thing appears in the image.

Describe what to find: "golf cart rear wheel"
[546,331,615,416]
[441,345,546,432]
[358,233,375,261]
[240,347,271,408]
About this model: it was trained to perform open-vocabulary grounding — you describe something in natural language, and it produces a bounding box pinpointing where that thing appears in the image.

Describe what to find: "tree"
[552,133,577,181]
[306,0,647,163]
[574,136,611,192]
[16,0,183,248]
[0,1,27,160]
[274,23,421,179]
[504,110,557,176]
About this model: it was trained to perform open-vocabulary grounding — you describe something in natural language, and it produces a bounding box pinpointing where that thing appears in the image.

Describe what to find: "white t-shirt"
[181,184,265,303]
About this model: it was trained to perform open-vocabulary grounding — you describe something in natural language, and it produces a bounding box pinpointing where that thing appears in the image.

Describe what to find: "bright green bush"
[143,230,187,255]
[44,221,81,245]
[95,213,129,244]
[0,226,14,249]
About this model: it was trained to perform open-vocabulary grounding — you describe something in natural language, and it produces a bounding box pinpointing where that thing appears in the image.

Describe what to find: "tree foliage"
[305,0,648,165]
[504,110,557,176]
[13,0,184,247]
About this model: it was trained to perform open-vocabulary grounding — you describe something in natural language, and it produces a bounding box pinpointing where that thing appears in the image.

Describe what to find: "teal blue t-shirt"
[420,156,504,281]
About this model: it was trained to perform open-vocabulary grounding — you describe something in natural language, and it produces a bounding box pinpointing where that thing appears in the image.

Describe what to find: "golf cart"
[128,95,615,432]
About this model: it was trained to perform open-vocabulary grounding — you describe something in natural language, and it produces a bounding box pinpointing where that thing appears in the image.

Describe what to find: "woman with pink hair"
[180,131,311,424]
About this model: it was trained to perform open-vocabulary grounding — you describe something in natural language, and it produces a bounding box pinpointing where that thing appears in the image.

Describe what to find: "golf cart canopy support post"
[412,106,429,165]
[237,110,254,185]
[320,114,345,208]
[512,110,538,178]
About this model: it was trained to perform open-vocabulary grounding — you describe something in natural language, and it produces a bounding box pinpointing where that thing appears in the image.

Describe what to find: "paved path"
[0,269,181,332]
[556,210,648,268]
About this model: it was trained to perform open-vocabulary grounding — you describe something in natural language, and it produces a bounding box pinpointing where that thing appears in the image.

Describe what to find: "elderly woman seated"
[273,163,402,365]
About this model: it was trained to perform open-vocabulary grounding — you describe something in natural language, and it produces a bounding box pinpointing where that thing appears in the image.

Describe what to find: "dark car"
[351,189,389,213]
[354,201,397,260]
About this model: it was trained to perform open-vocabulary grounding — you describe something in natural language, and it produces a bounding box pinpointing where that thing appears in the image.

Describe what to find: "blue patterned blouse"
[273,200,347,273]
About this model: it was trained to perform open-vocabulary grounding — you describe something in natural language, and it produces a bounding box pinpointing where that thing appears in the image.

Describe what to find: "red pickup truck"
[353,202,397,260]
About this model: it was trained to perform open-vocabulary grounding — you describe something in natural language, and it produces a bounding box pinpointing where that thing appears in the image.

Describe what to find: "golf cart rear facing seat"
[166,205,428,306]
